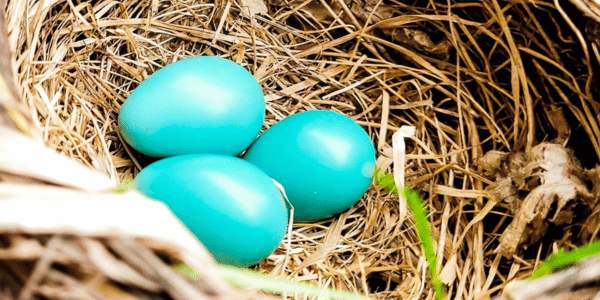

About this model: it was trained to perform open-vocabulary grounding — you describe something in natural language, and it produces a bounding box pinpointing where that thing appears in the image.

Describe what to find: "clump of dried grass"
[1,0,600,299]
[481,143,596,257]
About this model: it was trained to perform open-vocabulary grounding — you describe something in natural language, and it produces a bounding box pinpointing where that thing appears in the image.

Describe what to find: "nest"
[1,0,599,299]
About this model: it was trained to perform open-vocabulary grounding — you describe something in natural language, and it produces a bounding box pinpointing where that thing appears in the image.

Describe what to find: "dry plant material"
[500,254,600,300]
[582,166,600,240]
[0,0,32,134]
[0,235,263,300]
[481,143,597,257]
[569,0,600,22]
[2,0,600,299]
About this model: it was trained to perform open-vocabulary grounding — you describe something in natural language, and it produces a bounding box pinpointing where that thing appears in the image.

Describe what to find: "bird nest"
[1,0,599,299]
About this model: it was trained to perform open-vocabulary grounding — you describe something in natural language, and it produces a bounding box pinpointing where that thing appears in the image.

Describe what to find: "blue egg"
[119,56,265,157]
[135,154,288,266]
[244,110,376,222]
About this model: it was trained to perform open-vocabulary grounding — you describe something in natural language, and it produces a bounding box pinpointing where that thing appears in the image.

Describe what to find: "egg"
[135,154,288,266]
[244,110,376,222]
[119,56,265,157]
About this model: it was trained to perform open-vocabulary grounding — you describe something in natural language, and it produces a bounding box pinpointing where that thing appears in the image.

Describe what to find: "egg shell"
[244,110,376,222]
[135,154,288,266]
[119,56,265,157]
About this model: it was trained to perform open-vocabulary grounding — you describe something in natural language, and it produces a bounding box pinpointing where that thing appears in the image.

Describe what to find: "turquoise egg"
[135,154,288,266]
[119,56,265,157]
[244,110,376,222]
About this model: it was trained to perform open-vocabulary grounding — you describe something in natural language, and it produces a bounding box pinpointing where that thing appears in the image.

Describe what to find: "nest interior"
[2,0,600,299]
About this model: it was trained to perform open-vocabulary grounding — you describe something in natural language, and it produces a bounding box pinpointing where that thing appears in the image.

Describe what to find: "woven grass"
[1,0,599,299]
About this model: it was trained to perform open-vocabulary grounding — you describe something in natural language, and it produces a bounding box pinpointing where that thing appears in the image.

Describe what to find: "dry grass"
[2,0,600,299]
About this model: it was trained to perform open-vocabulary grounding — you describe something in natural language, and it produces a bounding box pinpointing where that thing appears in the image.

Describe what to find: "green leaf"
[174,263,198,278]
[403,188,446,300]
[174,264,367,300]
[530,240,600,279]
[110,180,135,193]
[374,169,445,300]
[373,168,397,194]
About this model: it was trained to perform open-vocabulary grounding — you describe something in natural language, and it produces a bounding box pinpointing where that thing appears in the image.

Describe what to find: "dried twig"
[500,254,600,300]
